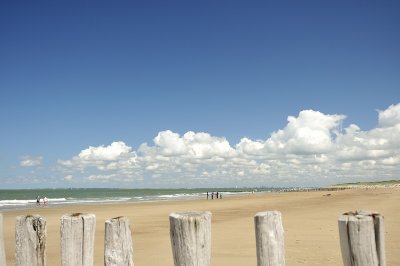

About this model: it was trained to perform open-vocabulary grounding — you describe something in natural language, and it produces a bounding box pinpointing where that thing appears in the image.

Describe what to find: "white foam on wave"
[0,197,67,207]
[0,199,35,206]
[155,193,202,199]
[48,198,67,202]
[67,197,131,204]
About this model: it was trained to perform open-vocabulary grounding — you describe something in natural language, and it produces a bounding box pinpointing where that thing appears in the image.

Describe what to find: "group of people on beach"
[206,191,222,200]
[36,195,48,206]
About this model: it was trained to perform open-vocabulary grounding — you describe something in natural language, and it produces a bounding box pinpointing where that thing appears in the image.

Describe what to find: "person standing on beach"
[36,195,40,206]
[207,192,209,200]
[43,196,48,206]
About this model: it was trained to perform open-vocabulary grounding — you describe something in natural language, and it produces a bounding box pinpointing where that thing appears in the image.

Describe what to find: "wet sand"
[2,188,400,265]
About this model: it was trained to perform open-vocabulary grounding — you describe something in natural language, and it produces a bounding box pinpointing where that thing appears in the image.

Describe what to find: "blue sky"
[1,1,399,188]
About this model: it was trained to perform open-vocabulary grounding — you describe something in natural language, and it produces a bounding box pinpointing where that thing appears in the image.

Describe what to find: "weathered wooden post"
[0,213,6,266]
[338,210,386,266]
[15,215,47,266]
[254,211,285,266]
[60,213,96,266]
[169,211,211,266]
[104,216,134,266]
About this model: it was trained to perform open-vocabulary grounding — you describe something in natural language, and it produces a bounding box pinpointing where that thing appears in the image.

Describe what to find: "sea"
[0,188,285,211]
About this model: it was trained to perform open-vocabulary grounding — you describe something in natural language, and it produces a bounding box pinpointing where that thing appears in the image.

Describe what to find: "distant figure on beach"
[216,192,219,199]
[211,192,214,200]
[207,192,209,200]
[43,196,48,206]
[36,195,40,206]
[220,193,222,199]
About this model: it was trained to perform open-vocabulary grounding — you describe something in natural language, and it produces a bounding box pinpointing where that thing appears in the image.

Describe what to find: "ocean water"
[0,188,277,211]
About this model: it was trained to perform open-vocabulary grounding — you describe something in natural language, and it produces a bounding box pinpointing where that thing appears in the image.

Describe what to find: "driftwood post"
[104,216,134,266]
[254,211,285,266]
[338,210,386,266]
[169,211,211,266]
[15,215,47,266]
[0,213,6,266]
[60,213,96,266]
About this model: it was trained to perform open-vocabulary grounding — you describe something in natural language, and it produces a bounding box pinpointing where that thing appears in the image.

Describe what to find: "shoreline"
[0,186,363,212]
[0,187,348,212]
[2,187,400,265]
[0,190,257,212]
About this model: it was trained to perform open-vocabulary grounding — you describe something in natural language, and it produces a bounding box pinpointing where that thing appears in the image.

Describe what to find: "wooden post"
[169,211,211,266]
[338,210,386,266]
[15,215,47,266]
[254,211,285,266]
[60,213,96,266]
[104,216,134,266]
[0,213,6,266]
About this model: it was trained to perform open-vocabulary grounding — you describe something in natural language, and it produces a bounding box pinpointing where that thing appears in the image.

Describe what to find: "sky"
[0,1,399,188]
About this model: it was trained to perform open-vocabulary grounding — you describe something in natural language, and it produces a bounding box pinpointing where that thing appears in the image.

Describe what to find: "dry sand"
[2,188,400,265]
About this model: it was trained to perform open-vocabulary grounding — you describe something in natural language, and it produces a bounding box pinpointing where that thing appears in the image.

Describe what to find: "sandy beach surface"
[2,188,400,265]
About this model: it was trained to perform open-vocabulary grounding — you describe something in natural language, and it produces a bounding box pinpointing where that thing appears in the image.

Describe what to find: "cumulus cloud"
[266,110,345,154]
[20,156,43,167]
[153,130,187,155]
[78,141,132,161]
[58,141,137,169]
[138,130,236,159]
[236,110,345,157]
[378,103,400,127]
[236,138,265,156]
[57,103,400,187]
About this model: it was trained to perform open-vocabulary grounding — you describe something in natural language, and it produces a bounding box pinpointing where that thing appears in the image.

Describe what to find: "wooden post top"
[339,210,383,220]
[255,210,281,217]
[61,213,95,219]
[170,211,212,219]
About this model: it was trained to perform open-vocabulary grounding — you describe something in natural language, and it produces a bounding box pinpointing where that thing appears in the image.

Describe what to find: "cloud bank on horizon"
[45,102,400,187]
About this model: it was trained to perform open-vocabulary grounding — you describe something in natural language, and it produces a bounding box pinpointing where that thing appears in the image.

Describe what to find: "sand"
[2,188,400,265]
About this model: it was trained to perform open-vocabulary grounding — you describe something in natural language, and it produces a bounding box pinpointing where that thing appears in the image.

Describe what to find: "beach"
[2,188,400,265]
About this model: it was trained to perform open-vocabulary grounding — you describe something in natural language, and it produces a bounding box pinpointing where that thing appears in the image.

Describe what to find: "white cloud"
[265,110,345,154]
[58,141,137,170]
[20,156,43,167]
[57,103,400,187]
[381,156,400,165]
[153,130,187,155]
[78,141,132,161]
[183,131,236,158]
[378,103,400,127]
[335,117,400,161]
[87,174,116,181]
[139,130,236,159]
[236,110,345,157]
[236,138,265,156]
